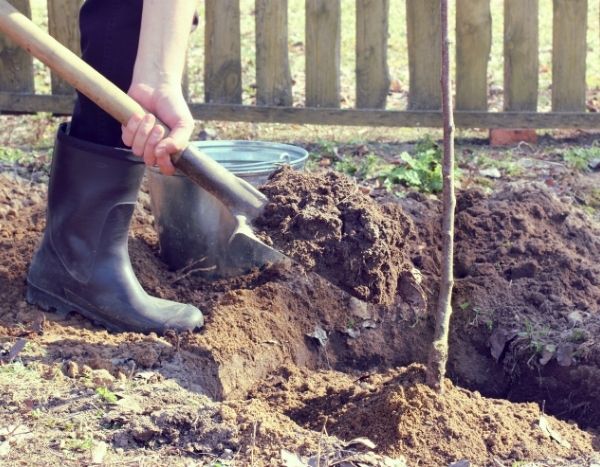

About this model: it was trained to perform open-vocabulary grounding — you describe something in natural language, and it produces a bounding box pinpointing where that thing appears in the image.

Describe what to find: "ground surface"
[2,3,599,464]
[1,130,600,466]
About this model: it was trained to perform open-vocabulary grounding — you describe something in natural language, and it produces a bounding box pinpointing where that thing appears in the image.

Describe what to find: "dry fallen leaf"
[539,415,572,449]
[307,326,328,347]
[0,441,9,457]
[489,329,518,361]
[556,344,574,367]
[281,449,308,467]
[91,440,108,464]
[539,344,556,366]
[0,339,27,364]
[344,437,377,450]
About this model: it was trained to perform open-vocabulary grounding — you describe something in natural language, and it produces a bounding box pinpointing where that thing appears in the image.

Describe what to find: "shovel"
[0,0,290,276]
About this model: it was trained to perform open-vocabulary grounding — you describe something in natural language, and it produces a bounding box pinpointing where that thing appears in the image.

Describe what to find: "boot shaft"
[47,123,146,282]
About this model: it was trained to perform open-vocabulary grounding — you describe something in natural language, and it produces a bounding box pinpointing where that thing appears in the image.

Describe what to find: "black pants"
[69,0,143,148]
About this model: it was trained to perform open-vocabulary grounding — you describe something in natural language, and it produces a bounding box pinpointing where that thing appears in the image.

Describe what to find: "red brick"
[489,129,538,147]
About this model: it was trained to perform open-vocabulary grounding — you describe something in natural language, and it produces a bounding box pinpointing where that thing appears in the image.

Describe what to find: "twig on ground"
[316,416,329,467]
[251,421,258,466]
[170,265,217,285]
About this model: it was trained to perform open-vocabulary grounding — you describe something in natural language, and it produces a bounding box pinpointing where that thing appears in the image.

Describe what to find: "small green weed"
[562,146,600,172]
[0,361,40,382]
[528,340,545,357]
[568,329,587,344]
[517,320,555,365]
[469,307,494,331]
[63,436,94,452]
[95,386,118,404]
[334,137,455,194]
[585,188,600,209]
[335,153,390,180]
[381,138,445,193]
[29,408,44,419]
[0,146,29,163]
[472,153,524,177]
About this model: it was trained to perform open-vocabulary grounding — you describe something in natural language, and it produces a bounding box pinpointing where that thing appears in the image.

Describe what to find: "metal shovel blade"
[222,215,292,277]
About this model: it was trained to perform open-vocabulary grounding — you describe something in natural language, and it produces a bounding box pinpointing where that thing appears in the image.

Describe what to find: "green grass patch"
[0,147,33,164]
[561,146,600,172]
[472,153,524,178]
[62,436,94,452]
[95,387,118,405]
[334,137,458,194]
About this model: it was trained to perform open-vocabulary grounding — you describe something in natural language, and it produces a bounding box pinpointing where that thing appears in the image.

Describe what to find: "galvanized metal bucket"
[147,140,308,275]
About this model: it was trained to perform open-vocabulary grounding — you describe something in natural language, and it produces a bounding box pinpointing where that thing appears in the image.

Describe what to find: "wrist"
[131,67,183,91]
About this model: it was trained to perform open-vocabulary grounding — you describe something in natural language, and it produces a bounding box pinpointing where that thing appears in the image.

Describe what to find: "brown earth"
[399,182,600,426]
[1,169,600,465]
[252,364,596,467]
[257,167,415,305]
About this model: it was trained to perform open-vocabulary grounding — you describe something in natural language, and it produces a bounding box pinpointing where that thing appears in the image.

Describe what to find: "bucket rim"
[149,140,309,178]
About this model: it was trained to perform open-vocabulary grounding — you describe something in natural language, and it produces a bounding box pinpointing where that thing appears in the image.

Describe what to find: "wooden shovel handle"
[0,0,268,217]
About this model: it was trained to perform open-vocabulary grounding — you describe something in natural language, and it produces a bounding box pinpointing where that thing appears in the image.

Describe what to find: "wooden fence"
[0,0,598,129]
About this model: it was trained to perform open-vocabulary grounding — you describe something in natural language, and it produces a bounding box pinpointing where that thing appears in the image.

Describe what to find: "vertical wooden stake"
[426,0,456,392]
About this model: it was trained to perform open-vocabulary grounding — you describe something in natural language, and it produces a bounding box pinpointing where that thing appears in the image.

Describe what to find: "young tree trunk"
[426,0,456,391]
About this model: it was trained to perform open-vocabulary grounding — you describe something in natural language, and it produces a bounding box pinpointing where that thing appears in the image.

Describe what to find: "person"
[26,0,204,334]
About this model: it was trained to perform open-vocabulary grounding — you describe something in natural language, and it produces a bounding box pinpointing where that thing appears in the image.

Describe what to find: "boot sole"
[26,282,120,332]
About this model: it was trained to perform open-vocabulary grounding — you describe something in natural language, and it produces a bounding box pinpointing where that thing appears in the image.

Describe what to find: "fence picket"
[0,0,34,93]
[306,0,341,108]
[255,0,292,106]
[47,0,81,95]
[406,0,441,110]
[552,0,587,111]
[456,0,491,110]
[204,0,242,104]
[356,0,389,109]
[504,0,539,111]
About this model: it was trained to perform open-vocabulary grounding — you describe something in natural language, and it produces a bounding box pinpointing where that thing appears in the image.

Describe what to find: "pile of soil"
[252,364,596,466]
[257,167,415,305]
[400,183,600,426]
[1,169,599,465]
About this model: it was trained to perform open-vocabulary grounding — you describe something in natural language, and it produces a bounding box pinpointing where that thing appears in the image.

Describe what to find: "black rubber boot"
[26,124,204,334]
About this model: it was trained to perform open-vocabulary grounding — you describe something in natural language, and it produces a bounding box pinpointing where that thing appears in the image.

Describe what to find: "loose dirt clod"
[257,167,414,305]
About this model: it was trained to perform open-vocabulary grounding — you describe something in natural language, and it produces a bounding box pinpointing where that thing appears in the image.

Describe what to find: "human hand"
[122,82,193,176]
